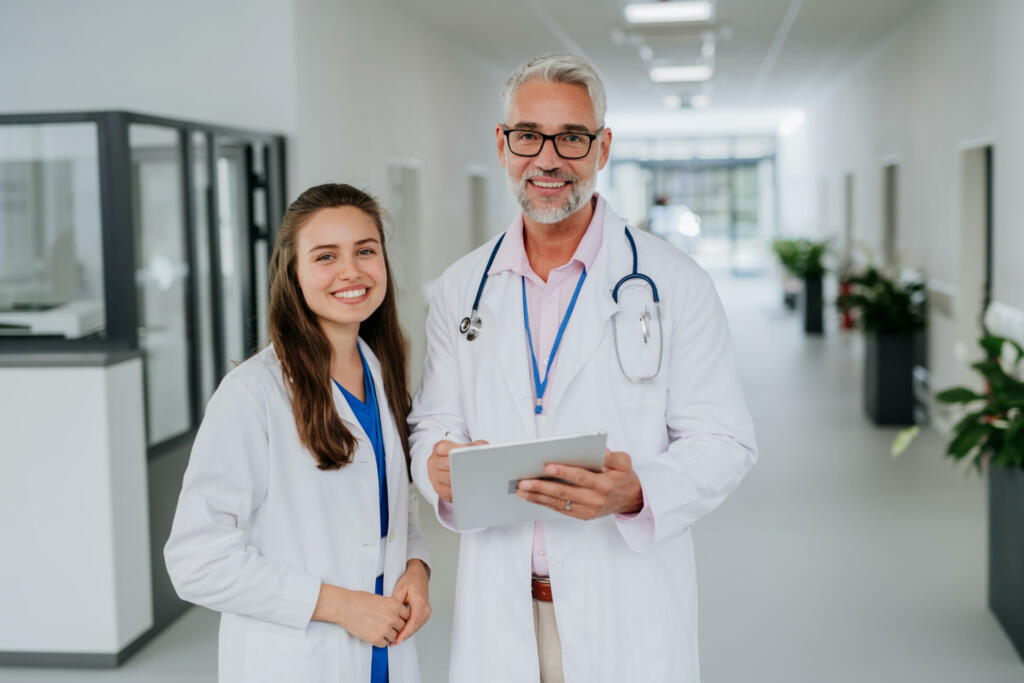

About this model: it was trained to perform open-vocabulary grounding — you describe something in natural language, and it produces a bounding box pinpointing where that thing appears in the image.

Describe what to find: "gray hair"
[501,53,607,127]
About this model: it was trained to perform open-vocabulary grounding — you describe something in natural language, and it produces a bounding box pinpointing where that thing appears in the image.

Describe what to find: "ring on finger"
[565,500,572,512]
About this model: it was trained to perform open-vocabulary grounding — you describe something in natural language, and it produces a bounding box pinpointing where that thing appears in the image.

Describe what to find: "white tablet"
[448,431,607,531]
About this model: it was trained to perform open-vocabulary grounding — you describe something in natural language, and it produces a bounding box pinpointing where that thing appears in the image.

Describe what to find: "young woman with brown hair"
[165,183,430,683]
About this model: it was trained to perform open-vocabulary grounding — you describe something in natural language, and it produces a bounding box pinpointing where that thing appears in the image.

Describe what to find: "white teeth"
[533,181,567,188]
[333,288,367,299]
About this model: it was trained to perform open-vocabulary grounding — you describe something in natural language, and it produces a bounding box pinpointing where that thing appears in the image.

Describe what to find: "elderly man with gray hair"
[409,53,757,682]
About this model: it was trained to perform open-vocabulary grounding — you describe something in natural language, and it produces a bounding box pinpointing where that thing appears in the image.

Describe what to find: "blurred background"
[1,0,1023,681]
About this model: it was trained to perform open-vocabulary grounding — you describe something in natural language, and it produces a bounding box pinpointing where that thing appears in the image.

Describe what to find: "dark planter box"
[863,332,914,425]
[802,274,823,334]
[990,465,1024,662]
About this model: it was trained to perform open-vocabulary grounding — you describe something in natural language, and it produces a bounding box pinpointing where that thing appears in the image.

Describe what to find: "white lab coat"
[165,341,429,683]
[409,197,757,682]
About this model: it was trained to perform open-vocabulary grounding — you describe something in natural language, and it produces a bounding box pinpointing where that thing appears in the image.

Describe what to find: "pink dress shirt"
[436,195,652,576]
[488,197,651,577]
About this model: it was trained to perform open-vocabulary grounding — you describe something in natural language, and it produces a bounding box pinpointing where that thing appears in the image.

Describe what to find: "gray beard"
[507,168,596,225]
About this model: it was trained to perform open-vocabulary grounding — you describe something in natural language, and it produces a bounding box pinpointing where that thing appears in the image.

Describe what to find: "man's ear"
[597,127,612,171]
[495,124,508,169]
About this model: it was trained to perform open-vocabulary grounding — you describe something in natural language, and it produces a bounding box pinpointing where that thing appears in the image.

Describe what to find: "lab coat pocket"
[611,285,664,383]
[241,625,341,683]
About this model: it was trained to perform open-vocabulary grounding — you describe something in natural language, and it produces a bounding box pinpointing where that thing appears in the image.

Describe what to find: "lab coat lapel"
[330,376,366,442]
[359,340,400,539]
[479,270,538,439]
[543,218,621,414]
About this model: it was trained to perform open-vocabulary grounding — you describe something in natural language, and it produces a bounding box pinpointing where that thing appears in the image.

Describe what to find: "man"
[409,53,757,682]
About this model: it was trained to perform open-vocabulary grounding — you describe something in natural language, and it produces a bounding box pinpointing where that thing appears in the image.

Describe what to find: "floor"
[3,272,1021,682]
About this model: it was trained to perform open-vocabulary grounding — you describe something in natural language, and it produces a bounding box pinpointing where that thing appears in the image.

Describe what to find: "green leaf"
[935,387,984,404]
[947,423,990,460]
[951,409,987,435]
[891,426,920,458]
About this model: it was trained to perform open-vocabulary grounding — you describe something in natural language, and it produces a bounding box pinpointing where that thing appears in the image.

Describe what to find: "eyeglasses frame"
[501,127,604,160]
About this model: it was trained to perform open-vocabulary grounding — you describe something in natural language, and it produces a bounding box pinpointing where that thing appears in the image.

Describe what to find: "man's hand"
[427,438,489,503]
[516,448,643,519]
[391,559,431,645]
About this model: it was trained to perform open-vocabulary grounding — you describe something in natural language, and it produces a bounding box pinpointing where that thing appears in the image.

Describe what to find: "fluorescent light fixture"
[778,109,806,136]
[690,94,711,109]
[625,1,713,24]
[662,95,684,109]
[649,65,713,83]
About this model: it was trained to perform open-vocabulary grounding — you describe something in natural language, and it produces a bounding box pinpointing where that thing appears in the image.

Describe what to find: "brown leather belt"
[531,576,553,602]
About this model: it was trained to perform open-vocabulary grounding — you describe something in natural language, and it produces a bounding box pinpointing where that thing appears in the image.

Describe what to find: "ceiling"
[387,0,921,136]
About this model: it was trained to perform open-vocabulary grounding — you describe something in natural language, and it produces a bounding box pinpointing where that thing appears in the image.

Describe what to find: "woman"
[165,183,431,683]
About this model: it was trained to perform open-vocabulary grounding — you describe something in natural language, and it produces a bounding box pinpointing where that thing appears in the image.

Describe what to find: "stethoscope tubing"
[460,225,656,336]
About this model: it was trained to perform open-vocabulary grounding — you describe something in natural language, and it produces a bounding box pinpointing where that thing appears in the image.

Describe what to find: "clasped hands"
[427,439,644,519]
[313,558,430,648]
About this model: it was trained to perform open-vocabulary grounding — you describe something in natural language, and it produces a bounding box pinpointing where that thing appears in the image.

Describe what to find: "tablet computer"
[449,431,607,531]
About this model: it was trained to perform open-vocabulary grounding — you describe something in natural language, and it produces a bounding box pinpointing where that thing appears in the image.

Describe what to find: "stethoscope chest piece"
[460,314,482,341]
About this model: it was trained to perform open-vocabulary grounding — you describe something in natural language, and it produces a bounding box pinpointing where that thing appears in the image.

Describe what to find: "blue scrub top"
[335,350,391,683]
[335,348,389,538]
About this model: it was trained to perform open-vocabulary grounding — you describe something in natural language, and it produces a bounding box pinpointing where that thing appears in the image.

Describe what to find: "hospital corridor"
[2,0,1023,681]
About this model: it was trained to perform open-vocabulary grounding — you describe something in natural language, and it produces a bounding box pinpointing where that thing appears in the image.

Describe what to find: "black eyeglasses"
[502,127,602,159]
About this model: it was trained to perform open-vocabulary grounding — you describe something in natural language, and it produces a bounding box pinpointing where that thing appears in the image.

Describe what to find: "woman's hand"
[312,583,409,648]
[391,559,431,644]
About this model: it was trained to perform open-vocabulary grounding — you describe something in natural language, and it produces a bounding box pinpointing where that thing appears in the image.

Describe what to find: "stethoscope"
[459,226,662,382]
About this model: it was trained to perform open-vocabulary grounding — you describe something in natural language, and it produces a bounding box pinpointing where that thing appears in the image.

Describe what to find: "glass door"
[129,124,193,446]
[213,139,273,371]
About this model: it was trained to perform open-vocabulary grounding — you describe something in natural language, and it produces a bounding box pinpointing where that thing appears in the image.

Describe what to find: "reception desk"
[0,351,153,666]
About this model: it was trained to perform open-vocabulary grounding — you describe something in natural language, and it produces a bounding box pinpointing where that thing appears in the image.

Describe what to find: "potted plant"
[837,267,926,425]
[772,239,801,310]
[792,239,828,334]
[897,335,1024,660]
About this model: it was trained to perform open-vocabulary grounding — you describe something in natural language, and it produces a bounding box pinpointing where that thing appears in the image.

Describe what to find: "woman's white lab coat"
[408,197,757,682]
[165,341,429,683]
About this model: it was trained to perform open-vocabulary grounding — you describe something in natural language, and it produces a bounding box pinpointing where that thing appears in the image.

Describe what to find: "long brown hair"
[268,183,411,471]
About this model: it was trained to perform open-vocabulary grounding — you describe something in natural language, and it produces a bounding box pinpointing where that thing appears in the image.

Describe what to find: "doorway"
[387,161,426,385]
[882,163,898,269]
[957,144,994,388]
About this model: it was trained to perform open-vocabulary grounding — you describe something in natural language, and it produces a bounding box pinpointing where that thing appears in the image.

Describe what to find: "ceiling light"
[624,1,713,24]
[690,94,711,109]
[649,65,713,83]
[662,95,684,109]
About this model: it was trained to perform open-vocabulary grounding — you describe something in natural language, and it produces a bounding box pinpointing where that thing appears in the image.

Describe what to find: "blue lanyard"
[521,269,587,415]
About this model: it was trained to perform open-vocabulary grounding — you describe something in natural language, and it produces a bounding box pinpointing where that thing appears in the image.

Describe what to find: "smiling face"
[294,205,387,339]
[497,79,611,225]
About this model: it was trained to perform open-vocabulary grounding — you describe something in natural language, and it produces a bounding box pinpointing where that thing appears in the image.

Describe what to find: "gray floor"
[3,272,1022,682]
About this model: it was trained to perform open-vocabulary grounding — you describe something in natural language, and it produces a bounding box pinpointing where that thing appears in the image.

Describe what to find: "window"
[0,123,104,339]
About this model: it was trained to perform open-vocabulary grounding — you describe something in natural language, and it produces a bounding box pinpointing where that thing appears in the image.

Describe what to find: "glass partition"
[191,131,216,405]
[130,124,192,445]
[0,123,104,338]
[0,111,286,443]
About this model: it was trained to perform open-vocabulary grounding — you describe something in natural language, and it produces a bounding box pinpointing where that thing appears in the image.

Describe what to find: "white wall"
[776,0,1022,391]
[0,0,298,133]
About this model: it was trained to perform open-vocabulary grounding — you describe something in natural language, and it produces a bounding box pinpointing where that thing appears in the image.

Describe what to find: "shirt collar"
[489,193,606,277]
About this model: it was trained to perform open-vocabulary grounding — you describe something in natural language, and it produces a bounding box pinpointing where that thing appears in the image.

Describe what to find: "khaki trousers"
[532,598,565,683]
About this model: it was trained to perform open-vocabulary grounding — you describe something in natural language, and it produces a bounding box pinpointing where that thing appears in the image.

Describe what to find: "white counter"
[0,353,152,658]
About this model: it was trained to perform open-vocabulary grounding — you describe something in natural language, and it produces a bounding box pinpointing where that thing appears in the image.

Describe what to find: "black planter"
[863,332,915,425]
[990,465,1024,662]
[802,274,823,334]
